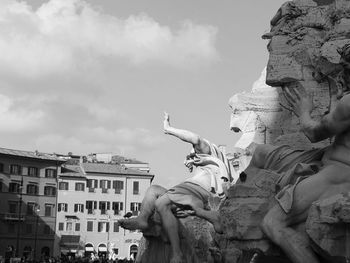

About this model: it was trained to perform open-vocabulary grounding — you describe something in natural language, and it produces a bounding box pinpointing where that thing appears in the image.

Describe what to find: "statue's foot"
[170,253,184,263]
[118,217,149,230]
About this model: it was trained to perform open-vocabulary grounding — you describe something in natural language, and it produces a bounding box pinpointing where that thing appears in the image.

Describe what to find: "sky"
[0,0,286,188]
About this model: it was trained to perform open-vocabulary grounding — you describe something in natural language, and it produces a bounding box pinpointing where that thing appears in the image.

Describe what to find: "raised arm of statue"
[163,112,210,154]
[284,85,350,142]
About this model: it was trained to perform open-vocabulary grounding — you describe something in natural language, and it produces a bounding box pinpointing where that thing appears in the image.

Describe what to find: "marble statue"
[118,112,232,263]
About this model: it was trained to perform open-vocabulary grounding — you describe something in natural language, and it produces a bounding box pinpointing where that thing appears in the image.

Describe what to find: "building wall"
[55,170,152,259]
[0,155,61,260]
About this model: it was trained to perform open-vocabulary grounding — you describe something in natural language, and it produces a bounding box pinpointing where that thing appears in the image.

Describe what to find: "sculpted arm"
[163,112,211,154]
[284,86,350,142]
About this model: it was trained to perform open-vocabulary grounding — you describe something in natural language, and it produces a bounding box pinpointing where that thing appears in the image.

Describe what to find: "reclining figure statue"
[247,43,350,263]
[118,112,232,263]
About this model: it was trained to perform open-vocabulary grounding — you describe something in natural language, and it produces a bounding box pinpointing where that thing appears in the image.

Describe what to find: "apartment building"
[55,161,154,260]
[0,148,65,260]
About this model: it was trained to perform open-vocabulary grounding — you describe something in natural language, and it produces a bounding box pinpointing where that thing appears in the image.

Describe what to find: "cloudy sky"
[0,0,285,187]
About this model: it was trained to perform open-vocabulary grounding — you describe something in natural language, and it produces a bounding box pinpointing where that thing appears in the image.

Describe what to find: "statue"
[253,43,350,263]
[262,1,302,40]
[118,112,232,263]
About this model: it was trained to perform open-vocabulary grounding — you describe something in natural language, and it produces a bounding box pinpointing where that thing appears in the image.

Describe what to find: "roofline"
[0,152,66,163]
[84,171,154,177]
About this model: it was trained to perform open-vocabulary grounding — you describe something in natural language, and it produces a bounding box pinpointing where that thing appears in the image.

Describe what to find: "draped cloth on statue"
[258,145,326,213]
[184,139,232,198]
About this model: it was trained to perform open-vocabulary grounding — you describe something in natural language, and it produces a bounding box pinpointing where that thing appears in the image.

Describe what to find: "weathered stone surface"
[137,216,214,263]
[266,54,304,85]
[223,1,350,262]
[306,193,350,263]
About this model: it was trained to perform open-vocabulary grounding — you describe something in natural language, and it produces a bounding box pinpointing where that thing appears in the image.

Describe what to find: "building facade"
[0,148,65,261]
[55,162,154,260]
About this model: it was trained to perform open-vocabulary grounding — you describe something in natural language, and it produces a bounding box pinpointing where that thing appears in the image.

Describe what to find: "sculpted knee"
[261,213,279,236]
[261,214,272,234]
[155,196,167,212]
[261,207,288,238]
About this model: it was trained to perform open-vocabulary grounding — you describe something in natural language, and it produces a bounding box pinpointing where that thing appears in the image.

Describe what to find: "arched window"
[129,244,138,260]
[41,246,50,257]
[85,243,94,252]
[23,246,31,258]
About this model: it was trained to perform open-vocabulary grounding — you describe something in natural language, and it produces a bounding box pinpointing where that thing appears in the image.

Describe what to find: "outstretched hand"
[163,111,171,134]
[283,85,314,117]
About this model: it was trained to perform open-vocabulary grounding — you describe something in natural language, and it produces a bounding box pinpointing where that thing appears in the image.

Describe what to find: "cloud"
[0,94,45,133]
[35,127,165,156]
[0,0,218,78]
[0,90,164,156]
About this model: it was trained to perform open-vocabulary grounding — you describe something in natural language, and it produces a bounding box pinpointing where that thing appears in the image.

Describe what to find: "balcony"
[1,213,26,221]
[101,188,108,194]
[88,188,95,193]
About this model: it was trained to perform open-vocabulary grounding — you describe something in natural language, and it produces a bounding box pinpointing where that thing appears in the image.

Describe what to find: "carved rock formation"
[222,0,350,262]
[306,193,350,263]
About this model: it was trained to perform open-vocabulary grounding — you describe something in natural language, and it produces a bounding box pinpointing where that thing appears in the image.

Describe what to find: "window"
[112,202,123,215]
[26,224,32,234]
[44,225,52,235]
[27,203,38,215]
[74,204,84,213]
[0,163,4,173]
[87,179,98,191]
[8,201,18,214]
[87,221,93,232]
[59,182,69,190]
[113,180,124,194]
[58,223,64,231]
[99,201,110,215]
[27,167,39,177]
[98,222,109,232]
[133,181,139,195]
[9,182,21,193]
[10,164,21,175]
[75,223,80,231]
[0,181,2,192]
[75,183,85,191]
[45,169,57,178]
[45,204,54,217]
[58,203,68,212]
[27,184,38,195]
[113,222,119,232]
[66,222,73,231]
[86,200,97,214]
[100,180,111,191]
[130,202,142,216]
[44,186,56,196]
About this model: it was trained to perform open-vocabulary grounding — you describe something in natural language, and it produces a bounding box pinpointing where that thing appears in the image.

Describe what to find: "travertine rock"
[306,193,350,263]
[223,0,350,262]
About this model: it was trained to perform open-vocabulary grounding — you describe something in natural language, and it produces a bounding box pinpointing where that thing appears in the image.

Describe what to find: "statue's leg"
[194,208,222,233]
[155,194,184,263]
[262,205,319,263]
[119,185,167,230]
[182,195,223,233]
[261,167,339,263]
